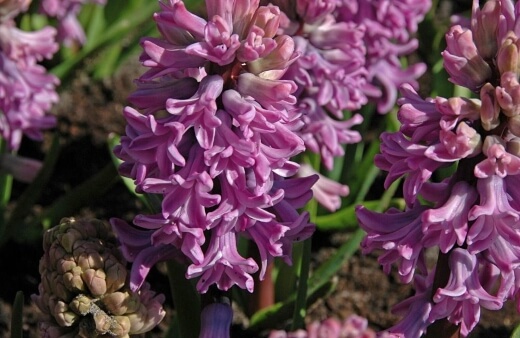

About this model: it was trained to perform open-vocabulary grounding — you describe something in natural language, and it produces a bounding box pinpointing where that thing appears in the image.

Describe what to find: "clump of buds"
[32,218,165,337]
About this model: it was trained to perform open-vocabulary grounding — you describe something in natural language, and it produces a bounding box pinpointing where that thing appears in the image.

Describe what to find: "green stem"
[291,153,320,330]
[290,236,312,330]
[0,139,12,242]
[166,260,201,338]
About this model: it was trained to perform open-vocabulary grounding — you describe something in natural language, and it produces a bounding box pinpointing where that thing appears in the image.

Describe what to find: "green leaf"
[512,323,520,338]
[343,140,381,205]
[166,260,200,338]
[51,1,159,81]
[10,291,24,338]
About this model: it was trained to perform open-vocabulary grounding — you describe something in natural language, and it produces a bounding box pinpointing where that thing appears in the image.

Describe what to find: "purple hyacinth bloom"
[199,301,233,338]
[355,0,520,336]
[112,0,318,293]
[39,0,106,46]
[0,2,59,151]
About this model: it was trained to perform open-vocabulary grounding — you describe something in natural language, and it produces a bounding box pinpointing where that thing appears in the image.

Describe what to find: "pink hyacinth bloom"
[268,315,378,338]
[356,0,520,336]
[112,0,318,293]
[0,3,59,151]
[39,0,106,46]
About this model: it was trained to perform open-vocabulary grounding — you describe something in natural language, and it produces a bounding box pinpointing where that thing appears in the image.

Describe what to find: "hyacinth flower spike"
[356,0,520,337]
[111,0,318,296]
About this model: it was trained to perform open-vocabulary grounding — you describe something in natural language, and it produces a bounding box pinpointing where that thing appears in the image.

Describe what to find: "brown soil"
[0,58,518,338]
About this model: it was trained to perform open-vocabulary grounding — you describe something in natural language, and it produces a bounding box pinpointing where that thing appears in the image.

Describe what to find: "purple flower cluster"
[111,0,318,294]
[268,315,385,338]
[336,0,430,114]
[257,0,430,211]
[356,0,520,336]
[0,0,59,151]
[39,0,107,46]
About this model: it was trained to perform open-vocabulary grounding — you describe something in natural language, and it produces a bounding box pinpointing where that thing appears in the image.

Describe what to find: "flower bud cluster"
[111,0,319,294]
[32,218,165,337]
[356,1,520,337]
[0,0,59,151]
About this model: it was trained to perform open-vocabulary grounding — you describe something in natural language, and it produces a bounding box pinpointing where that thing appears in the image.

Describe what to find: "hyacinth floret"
[356,0,520,337]
[111,0,318,294]
[0,0,59,151]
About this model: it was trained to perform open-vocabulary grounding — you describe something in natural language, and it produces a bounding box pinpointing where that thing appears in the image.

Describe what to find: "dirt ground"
[0,58,519,338]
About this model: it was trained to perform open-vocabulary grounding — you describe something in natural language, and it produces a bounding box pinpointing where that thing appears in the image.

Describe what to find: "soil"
[0,57,519,338]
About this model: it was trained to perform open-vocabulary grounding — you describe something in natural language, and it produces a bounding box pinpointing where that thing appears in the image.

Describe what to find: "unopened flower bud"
[443,25,492,90]
[70,295,92,316]
[199,301,233,338]
[508,115,520,137]
[497,32,520,75]
[496,72,520,117]
[480,82,500,130]
[471,0,501,60]
[251,4,281,38]
[507,138,520,156]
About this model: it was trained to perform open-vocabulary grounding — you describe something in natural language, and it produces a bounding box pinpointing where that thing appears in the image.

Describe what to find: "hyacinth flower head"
[39,0,107,46]
[32,218,165,337]
[356,0,520,337]
[111,0,318,294]
[0,0,59,151]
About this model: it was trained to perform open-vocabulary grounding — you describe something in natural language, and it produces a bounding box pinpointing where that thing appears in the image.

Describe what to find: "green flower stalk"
[32,217,165,337]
